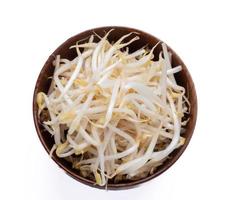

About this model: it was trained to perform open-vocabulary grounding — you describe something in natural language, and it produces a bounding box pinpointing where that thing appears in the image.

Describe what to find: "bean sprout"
[37,31,190,186]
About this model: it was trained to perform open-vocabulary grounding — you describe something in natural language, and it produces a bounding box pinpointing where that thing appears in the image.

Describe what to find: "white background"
[0,0,227,199]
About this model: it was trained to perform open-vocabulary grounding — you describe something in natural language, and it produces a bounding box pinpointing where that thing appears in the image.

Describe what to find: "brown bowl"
[33,26,197,190]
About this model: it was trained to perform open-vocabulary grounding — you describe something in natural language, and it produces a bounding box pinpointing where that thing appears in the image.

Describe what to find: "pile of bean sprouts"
[37,30,190,186]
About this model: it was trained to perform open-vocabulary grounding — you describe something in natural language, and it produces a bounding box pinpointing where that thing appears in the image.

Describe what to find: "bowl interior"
[33,26,197,189]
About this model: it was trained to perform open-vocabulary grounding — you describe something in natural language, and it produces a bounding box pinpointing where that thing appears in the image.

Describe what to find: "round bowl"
[33,26,197,190]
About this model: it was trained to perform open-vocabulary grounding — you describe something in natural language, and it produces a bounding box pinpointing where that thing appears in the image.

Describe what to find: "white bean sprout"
[37,31,190,186]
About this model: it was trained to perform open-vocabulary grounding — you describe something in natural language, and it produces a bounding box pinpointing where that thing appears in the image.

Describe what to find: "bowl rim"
[33,26,198,190]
